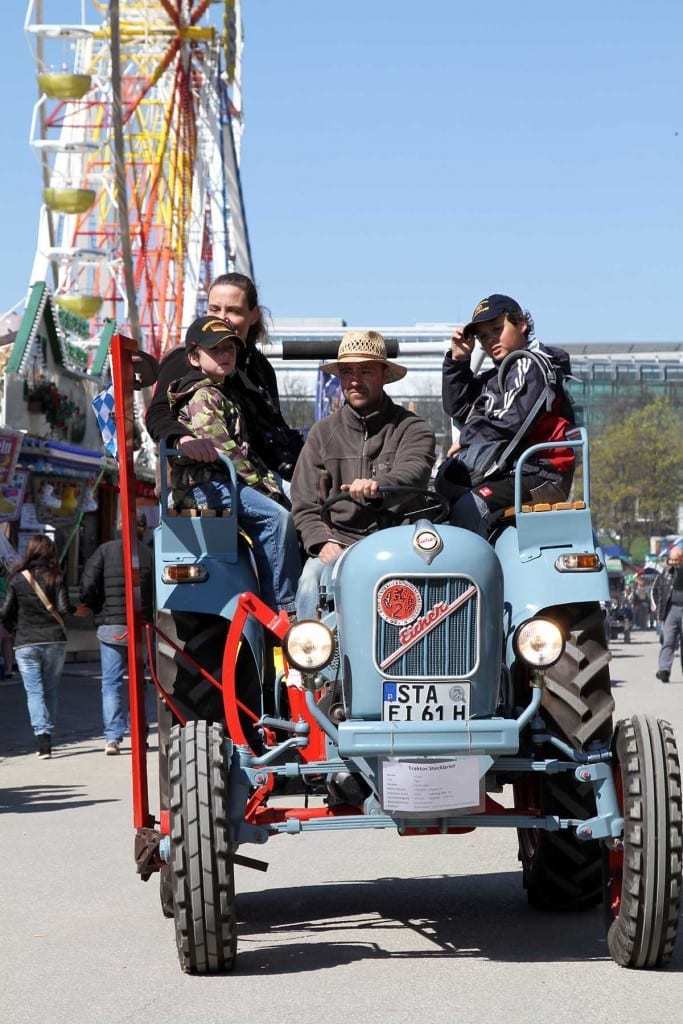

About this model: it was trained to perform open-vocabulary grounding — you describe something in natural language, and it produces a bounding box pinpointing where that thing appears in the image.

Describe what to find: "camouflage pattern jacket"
[167,374,284,509]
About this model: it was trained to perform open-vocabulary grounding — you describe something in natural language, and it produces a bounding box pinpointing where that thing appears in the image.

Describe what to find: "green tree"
[591,398,683,550]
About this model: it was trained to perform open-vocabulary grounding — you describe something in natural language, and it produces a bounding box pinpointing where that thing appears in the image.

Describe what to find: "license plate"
[382,681,470,722]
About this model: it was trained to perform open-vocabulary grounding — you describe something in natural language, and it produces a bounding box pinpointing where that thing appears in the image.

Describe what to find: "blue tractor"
[112,335,682,976]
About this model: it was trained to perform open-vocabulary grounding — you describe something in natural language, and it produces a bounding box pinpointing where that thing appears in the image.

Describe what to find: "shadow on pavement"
[232,873,619,973]
[0,783,120,814]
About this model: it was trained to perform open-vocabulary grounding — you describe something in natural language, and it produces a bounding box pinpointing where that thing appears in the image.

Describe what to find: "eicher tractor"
[111,335,682,976]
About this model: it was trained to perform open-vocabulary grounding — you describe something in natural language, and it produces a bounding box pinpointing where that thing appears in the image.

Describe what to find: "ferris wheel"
[24,0,252,360]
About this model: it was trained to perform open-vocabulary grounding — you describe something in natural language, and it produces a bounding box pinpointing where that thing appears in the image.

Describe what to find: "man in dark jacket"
[436,293,575,536]
[652,545,683,682]
[79,517,154,754]
[290,330,435,625]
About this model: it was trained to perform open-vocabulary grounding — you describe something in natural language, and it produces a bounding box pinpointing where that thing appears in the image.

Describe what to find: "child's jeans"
[189,480,300,613]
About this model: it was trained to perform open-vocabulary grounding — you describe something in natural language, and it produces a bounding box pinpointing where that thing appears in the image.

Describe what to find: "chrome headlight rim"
[283,619,335,673]
[514,617,565,668]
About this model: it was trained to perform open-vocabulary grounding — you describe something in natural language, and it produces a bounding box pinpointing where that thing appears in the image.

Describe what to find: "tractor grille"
[375,575,479,678]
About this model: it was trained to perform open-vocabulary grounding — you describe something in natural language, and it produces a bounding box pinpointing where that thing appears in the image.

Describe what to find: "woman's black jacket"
[0,561,73,647]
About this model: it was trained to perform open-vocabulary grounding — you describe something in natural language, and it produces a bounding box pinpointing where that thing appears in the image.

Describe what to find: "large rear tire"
[603,715,682,968]
[541,605,614,751]
[516,772,603,910]
[156,609,228,721]
[170,720,236,974]
[156,608,264,750]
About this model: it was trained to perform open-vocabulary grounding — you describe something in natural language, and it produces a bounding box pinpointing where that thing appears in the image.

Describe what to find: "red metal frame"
[222,594,328,764]
[110,333,154,829]
[221,592,291,749]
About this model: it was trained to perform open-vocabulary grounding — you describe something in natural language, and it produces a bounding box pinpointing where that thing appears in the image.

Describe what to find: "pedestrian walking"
[79,518,154,754]
[652,545,683,683]
[0,535,73,758]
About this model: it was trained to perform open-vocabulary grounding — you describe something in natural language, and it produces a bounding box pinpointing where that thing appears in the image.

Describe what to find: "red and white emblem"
[380,585,478,671]
[415,529,439,551]
[377,580,422,626]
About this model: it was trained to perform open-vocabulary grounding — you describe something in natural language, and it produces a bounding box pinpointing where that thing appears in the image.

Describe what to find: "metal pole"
[109,0,142,342]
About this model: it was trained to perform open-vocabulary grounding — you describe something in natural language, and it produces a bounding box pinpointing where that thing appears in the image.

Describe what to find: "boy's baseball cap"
[184,315,243,350]
[463,294,522,336]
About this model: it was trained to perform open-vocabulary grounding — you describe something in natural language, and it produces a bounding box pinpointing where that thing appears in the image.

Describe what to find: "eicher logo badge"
[380,585,478,671]
[377,580,422,626]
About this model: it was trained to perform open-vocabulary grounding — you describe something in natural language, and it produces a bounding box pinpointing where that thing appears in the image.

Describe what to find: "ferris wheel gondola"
[24,0,252,360]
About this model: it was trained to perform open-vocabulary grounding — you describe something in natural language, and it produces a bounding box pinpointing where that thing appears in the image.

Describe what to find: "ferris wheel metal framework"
[25,0,252,360]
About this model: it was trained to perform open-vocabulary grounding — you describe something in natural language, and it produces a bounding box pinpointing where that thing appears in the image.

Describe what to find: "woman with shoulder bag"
[0,535,73,758]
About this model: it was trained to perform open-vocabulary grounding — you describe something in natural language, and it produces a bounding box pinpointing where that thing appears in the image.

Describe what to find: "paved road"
[1,630,682,1024]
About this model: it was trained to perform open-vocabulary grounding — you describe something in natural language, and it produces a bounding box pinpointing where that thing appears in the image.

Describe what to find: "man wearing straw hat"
[290,330,435,625]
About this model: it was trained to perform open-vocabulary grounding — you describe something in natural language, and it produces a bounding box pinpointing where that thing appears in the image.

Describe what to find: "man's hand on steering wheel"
[321,485,449,537]
[340,478,380,501]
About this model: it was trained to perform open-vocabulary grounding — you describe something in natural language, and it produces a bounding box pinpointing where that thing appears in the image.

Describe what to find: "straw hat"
[319,330,407,384]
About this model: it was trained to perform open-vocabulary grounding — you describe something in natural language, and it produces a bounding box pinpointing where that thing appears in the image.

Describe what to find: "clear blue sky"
[1,0,682,343]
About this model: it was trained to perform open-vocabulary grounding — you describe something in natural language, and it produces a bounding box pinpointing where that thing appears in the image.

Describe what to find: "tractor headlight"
[514,618,564,668]
[283,620,335,672]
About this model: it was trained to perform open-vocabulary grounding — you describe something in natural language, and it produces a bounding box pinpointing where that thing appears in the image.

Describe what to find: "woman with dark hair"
[207,272,280,409]
[0,535,73,758]
[145,273,303,479]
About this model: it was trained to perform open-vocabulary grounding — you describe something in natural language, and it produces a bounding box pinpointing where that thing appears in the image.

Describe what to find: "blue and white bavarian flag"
[91,384,117,458]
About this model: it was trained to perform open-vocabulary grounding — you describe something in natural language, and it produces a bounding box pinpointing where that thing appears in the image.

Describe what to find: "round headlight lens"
[515,618,564,668]
[283,620,335,672]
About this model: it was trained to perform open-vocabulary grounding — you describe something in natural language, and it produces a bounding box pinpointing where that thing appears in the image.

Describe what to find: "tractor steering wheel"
[321,486,449,537]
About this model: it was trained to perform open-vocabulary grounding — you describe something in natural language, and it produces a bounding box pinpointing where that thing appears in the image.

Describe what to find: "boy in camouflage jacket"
[167,316,300,614]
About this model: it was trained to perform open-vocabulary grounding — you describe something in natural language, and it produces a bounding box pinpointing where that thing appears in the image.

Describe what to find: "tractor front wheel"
[603,715,682,968]
[169,720,237,974]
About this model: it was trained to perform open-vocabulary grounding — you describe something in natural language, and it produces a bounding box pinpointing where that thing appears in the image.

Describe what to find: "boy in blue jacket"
[436,294,575,536]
